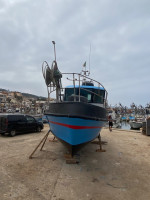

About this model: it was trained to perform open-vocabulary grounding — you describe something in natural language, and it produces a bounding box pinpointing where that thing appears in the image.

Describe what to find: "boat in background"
[129,116,135,121]
[129,116,146,129]
[121,116,127,121]
[129,121,142,129]
[129,117,144,129]
[42,115,48,123]
[42,41,108,155]
[31,114,43,122]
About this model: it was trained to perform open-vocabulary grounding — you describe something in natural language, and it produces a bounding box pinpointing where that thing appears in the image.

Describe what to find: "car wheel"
[37,126,41,132]
[10,130,16,137]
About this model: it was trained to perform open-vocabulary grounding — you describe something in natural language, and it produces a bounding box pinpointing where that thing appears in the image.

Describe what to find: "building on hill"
[0,93,7,103]
[0,89,49,114]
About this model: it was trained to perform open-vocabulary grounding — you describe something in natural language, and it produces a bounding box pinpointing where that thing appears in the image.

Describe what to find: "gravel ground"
[0,124,150,200]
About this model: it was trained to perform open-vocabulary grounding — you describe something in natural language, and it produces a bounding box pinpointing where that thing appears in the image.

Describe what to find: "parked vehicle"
[0,114,43,136]
[42,115,48,123]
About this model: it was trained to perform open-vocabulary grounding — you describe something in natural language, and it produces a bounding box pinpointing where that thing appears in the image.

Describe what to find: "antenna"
[52,41,56,61]
[89,44,91,75]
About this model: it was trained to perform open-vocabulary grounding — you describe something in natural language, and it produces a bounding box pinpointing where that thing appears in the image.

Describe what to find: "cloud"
[0,0,150,106]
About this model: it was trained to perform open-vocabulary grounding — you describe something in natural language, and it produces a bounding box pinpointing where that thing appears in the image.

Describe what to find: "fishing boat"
[129,116,144,129]
[42,42,108,155]
[129,121,142,129]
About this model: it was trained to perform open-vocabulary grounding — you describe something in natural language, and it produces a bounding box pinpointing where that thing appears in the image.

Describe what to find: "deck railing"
[47,72,108,108]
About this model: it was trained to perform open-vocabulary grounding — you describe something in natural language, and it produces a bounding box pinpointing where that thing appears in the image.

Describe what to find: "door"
[26,116,37,132]
[0,115,7,133]
[16,115,27,133]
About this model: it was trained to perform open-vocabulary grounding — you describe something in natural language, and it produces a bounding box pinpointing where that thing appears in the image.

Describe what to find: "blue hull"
[46,115,105,146]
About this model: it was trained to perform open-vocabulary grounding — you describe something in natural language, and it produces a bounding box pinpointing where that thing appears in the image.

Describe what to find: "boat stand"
[29,129,54,159]
[64,145,80,164]
[64,153,80,164]
[49,136,57,142]
[29,131,106,161]
[91,134,106,152]
[29,130,79,163]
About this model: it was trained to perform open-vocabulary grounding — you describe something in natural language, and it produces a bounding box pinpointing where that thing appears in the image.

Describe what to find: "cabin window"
[92,89,105,103]
[64,88,105,103]
[87,94,92,101]
[80,88,92,101]
[64,88,78,101]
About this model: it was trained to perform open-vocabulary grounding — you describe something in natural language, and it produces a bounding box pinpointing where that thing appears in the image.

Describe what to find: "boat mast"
[82,61,90,84]
[52,41,56,61]
[52,41,58,101]
[82,45,91,83]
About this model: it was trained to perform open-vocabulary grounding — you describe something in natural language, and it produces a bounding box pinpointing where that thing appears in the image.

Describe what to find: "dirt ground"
[0,124,150,200]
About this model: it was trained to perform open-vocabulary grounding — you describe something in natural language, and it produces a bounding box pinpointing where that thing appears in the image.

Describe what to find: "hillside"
[22,93,47,100]
[0,88,47,100]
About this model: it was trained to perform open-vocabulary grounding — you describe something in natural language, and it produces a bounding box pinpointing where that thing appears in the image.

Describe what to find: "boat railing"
[64,73,108,107]
[47,72,108,107]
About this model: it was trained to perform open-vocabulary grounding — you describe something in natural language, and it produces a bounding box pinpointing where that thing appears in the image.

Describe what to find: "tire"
[10,130,16,137]
[37,126,41,132]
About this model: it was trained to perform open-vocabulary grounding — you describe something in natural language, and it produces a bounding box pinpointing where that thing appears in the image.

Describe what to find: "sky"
[0,0,150,107]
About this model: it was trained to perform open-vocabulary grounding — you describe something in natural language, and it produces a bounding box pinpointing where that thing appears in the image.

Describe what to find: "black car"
[0,114,44,136]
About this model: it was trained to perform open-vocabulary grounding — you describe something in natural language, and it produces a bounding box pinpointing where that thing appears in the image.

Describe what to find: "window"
[8,115,26,122]
[18,116,26,122]
[87,94,92,101]
[26,116,35,122]
[93,89,105,104]
[64,88,78,101]
[8,115,18,121]
[80,88,92,102]
[64,87,105,104]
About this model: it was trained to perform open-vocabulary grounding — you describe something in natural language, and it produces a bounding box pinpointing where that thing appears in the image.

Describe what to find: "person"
[108,115,113,131]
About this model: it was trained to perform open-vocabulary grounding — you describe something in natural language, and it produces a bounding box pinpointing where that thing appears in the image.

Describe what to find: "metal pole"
[79,74,81,102]
[73,74,76,102]
[47,87,50,103]
[52,41,56,61]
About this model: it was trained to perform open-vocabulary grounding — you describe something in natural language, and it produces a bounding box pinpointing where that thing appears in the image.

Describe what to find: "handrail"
[62,72,108,95]
[47,72,108,107]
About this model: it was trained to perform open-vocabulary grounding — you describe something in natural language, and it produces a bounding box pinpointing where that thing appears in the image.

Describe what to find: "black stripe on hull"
[45,102,107,121]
